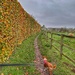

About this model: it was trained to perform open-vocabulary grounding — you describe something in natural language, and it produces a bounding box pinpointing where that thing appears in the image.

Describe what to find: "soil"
[34,35,50,75]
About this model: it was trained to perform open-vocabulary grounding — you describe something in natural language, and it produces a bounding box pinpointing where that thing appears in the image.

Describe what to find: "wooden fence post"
[44,30,46,39]
[60,35,64,59]
[50,32,53,49]
[46,31,49,42]
[45,30,47,41]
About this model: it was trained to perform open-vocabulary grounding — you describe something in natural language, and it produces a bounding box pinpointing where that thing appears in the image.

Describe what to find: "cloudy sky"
[18,0,75,28]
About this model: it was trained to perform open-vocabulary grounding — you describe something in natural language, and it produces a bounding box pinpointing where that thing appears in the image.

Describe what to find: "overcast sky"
[18,0,75,28]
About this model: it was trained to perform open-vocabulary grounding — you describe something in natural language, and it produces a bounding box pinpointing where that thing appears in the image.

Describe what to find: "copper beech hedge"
[0,0,41,63]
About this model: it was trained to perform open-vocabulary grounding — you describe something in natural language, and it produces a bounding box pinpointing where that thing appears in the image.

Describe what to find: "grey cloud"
[18,0,75,28]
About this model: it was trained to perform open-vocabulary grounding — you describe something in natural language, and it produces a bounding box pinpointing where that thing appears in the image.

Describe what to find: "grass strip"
[0,34,40,75]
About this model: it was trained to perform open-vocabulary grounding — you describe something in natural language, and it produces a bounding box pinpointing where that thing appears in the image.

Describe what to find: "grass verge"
[0,33,40,75]
[38,32,75,75]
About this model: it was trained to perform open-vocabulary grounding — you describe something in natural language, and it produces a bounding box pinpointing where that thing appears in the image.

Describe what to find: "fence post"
[46,31,48,42]
[50,32,53,49]
[60,35,64,59]
[45,30,47,40]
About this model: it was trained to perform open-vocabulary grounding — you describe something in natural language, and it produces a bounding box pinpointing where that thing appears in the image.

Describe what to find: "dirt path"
[34,35,49,75]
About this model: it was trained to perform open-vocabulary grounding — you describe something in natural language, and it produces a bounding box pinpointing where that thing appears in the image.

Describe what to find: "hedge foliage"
[0,0,41,63]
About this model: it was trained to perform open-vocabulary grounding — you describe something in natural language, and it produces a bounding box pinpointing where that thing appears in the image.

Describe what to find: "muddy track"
[34,35,49,75]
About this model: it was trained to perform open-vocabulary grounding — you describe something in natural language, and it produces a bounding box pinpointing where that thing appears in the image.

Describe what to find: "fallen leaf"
[25,72,28,75]
[16,67,19,70]
[8,74,12,75]
[1,73,4,75]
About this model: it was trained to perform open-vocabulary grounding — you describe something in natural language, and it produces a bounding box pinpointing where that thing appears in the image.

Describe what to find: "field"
[38,31,75,75]
[0,31,75,75]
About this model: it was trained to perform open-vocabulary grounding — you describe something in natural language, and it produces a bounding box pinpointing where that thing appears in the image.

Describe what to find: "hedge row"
[0,0,41,63]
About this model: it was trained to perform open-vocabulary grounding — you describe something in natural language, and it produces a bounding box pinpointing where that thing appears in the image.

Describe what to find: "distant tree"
[42,25,45,28]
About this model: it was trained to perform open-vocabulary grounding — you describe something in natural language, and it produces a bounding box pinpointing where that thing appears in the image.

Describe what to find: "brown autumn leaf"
[8,74,12,75]
[1,73,4,75]
[25,72,28,75]
[16,67,19,70]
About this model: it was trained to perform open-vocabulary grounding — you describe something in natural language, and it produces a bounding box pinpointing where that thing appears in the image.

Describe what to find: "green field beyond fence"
[38,30,75,75]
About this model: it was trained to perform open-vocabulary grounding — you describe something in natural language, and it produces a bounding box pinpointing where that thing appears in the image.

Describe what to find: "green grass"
[38,32,75,75]
[0,33,40,75]
[48,32,75,61]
